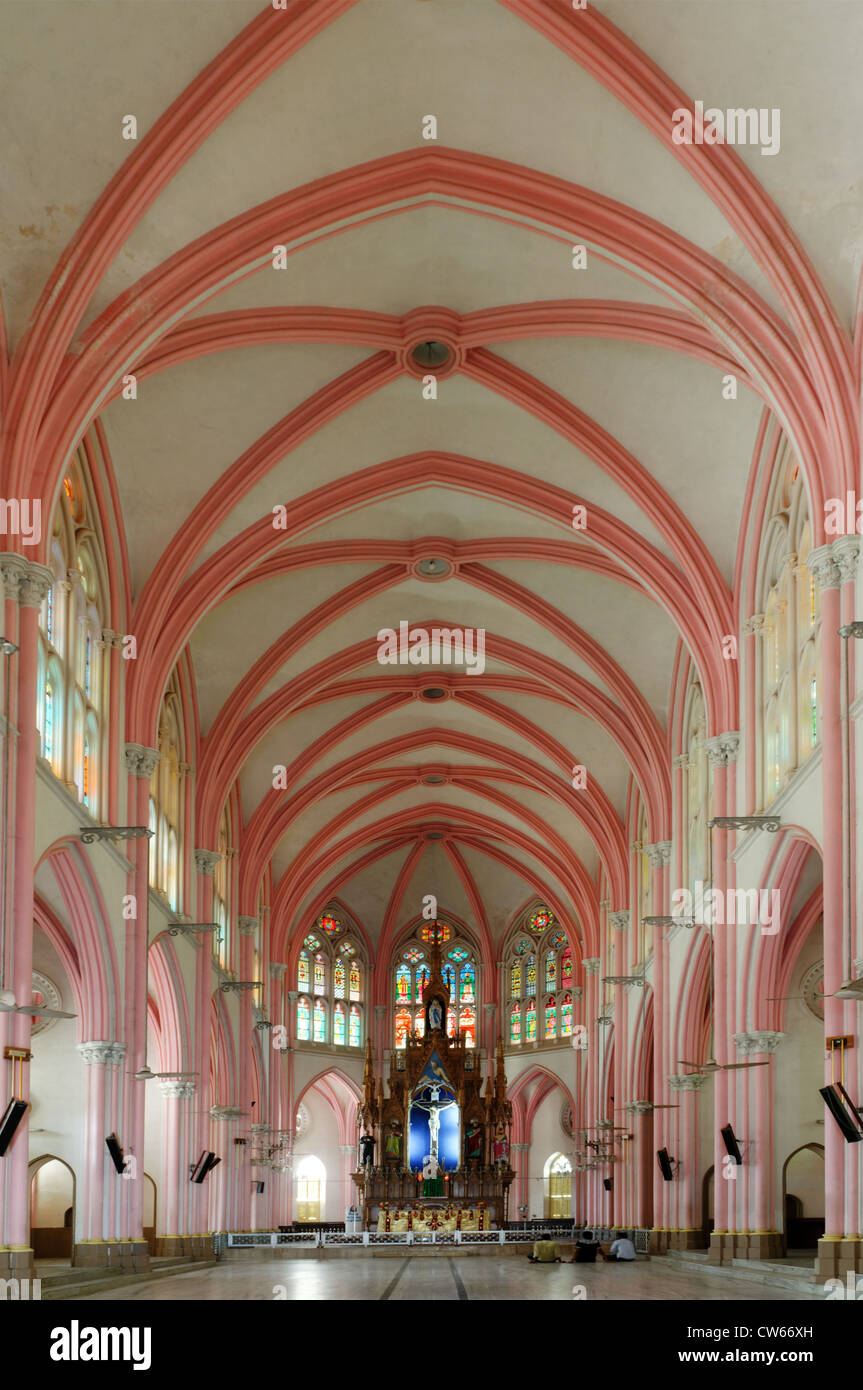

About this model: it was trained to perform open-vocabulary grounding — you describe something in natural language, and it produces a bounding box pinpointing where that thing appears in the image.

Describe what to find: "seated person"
[571,1228,600,1263]
[604,1231,636,1262]
[528,1239,560,1264]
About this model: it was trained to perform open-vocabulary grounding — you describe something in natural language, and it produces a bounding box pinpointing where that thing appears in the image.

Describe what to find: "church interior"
[0,0,862,1314]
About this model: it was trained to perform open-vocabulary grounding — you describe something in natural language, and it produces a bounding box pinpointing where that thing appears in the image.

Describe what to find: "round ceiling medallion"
[801,960,825,1019]
[411,340,451,369]
[413,556,454,581]
[31,971,62,1036]
[422,773,447,785]
[420,687,447,701]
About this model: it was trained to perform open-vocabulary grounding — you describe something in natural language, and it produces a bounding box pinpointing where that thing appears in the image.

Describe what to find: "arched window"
[149,675,185,913]
[37,454,109,815]
[391,919,479,1049]
[295,1155,325,1223]
[213,809,232,970]
[293,907,365,1049]
[544,1152,572,1219]
[505,907,572,1048]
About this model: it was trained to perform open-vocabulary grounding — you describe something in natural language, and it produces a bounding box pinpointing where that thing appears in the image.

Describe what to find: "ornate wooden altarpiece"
[353,932,514,1230]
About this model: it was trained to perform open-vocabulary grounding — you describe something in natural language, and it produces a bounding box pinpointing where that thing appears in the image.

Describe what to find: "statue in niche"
[493,1124,509,1166]
[428,997,444,1032]
[384,1121,402,1161]
[465,1120,483,1163]
[359,1132,375,1168]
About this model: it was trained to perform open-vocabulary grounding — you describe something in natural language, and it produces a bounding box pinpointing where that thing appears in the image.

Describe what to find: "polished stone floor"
[74,1255,821,1301]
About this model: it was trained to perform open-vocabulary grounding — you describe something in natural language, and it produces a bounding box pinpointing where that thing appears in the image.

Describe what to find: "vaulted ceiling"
[3,0,860,964]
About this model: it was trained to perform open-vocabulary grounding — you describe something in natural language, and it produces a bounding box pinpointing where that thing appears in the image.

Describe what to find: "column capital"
[582,958,600,975]
[194,848,222,876]
[667,1072,708,1092]
[159,1079,196,1099]
[742,612,766,637]
[608,910,630,932]
[77,1040,126,1066]
[625,1100,656,1115]
[645,841,673,868]
[237,916,258,937]
[733,1030,784,1055]
[629,840,643,854]
[0,555,54,607]
[286,990,299,1005]
[124,743,160,778]
[483,1003,497,1016]
[806,539,859,591]
[572,986,583,1000]
[511,1142,529,1153]
[269,962,287,981]
[672,753,690,769]
[374,1004,387,1018]
[705,731,740,766]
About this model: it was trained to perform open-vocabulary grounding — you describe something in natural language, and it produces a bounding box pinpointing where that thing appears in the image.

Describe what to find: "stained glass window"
[339,940,356,956]
[313,954,326,995]
[446,1008,455,1039]
[403,947,424,964]
[421,921,452,943]
[561,992,573,1036]
[83,737,90,807]
[545,998,557,1041]
[561,948,573,983]
[333,1002,346,1045]
[334,959,346,999]
[349,961,361,1001]
[349,1005,361,1047]
[395,1008,411,1048]
[44,682,54,762]
[550,929,566,949]
[313,998,326,1042]
[511,962,522,999]
[528,907,553,934]
[514,938,529,956]
[318,912,342,937]
[448,947,468,963]
[297,950,310,993]
[459,963,475,1004]
[415,967,429,1003]
[459,1007,476,1048]
[545,953,557,991]
[45,588,54,644]
[525,999,537,1042]
[297,996,311,1041]
[415,1010,426,1039]
[304,934,320,951]
[510,1005,521,1045]
[526,956,536,997]
[84,632,92,697]
[443,964,455,993]
[396,965,411,1003]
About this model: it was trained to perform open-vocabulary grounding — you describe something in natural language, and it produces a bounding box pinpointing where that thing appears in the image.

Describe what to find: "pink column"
[705,738,734,1258]
[581,958,600,1224]
[192,848,221,1243]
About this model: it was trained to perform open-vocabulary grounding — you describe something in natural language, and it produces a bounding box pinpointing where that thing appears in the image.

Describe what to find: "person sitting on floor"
[604,1231,637,1262]
[571,1228,600,1263]
[527,1238,561,1264]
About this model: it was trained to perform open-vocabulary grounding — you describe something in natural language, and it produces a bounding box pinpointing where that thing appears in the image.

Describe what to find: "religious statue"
[493,1123,509,1166]
[412,1083,455,1163]
[384,1121,402,1161]
[428,996,443,1031]
[359,1132,375,1168]
[465,1120,483,1163]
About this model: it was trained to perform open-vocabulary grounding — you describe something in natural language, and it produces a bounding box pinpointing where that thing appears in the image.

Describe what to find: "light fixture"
[421,687,447,700]
[411,340,450,369]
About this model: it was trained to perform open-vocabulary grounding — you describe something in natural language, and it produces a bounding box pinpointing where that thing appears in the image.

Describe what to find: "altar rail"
[221,1227,572,1250]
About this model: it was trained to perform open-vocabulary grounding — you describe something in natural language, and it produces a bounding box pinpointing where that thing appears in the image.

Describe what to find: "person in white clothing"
[605,1232,636,1262]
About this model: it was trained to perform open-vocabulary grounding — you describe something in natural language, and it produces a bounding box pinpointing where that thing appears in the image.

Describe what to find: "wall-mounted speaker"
[105,1132,125,1174]
[820,1084,863,1143]
[191,1151,221,1183]
[657,1148,675,1181]
[255,1180,265,1194]
[720,1124,743,1164]
[0,1098,28,1157]
[602,1178,612,1192]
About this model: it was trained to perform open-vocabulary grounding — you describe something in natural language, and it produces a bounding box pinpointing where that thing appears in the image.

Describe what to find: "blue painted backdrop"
[408,1095,460,1171]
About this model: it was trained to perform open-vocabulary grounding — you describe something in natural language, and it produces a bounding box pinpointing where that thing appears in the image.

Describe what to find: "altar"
[353,927,513,1232]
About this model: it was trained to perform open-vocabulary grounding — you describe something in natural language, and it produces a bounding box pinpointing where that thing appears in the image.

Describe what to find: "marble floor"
[72,1255,821,1302]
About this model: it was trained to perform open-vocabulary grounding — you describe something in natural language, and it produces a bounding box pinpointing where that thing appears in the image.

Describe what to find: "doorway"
[29,1156,75,1258]
[782,1144,824,1253]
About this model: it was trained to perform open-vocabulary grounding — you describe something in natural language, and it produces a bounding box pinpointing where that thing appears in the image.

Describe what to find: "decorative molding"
[743,612,766,637]
[629,840,643,854]
[672,754,690,769]
[124,743,160,778]
[624,1100,656,1115]
[100,627,123,649]
[209,1105,245,1120]
[706,731,741,766]
[667,1073,708,1092]
[79,825,152,845]
[644,842,672,869]
[582,958,600,975]
[483,1003,497,1016]
[194,849,222,876]
[572,986,583,1000]
[269,963,287,981]
[733,1030,784,1055]
[0,556,54,608]
[807,539,859,592]
[374,1004,387,1018]
[159,1079,196,1099]
[77,1041,126,1067]
[287,991,299,1005]
[237,916,258,937]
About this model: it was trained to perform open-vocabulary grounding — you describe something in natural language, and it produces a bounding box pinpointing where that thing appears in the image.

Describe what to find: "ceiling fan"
[0,987,76,1020]
[677,1056,768,1073]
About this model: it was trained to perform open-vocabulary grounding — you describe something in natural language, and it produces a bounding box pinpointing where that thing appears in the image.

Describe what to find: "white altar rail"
[222,1227,572,1249]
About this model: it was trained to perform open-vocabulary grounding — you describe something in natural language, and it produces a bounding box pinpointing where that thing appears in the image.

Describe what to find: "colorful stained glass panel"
[334,959,346,999]
[318,912,342,937]
[561,993,573,1036]
[395,1008,411,1048]
[459,963,475,1004]
[545,998,557,1041]
[511,962,522,999]
[545,954,557,991]
[526,956,536,997]
[313,998,326,1042]
[448,947,469,962]
[525,999,537,1042]
[333,1003,346,1045]
[349,962,361,1001]
[395,965,411,1003]
[459,1007,476,1048]
[403,947,424,964]
[313,955,326,995]
[528,908,553,934]
[349,1006,361,1047]
[510,1006,521,1045]
[297,997,311,1041]
[297,950,310,993]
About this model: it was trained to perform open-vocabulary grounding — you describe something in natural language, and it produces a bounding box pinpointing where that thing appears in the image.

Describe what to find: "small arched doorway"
[782,1144,824,1253]
[544,1152,572,1219]
[295,1155,326,1223]
[701,1166,714,1248]
[29,1155,75,1259]
[143,1173,157,1254]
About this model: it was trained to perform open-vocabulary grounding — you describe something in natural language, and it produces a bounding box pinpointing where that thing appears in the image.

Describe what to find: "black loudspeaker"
[820,1084,863,1143]
[720,1124,743,1164]
[0,1098,28,1157]
[657,1148,674,1181]
[603,1178,612,1192]
[191,1151,221,1183]
[255,1181,265,1194]
[105,1132,125,1174]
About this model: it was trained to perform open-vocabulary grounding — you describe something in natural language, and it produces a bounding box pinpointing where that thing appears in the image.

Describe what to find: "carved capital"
[672,754,690,769]
[159,1079,196,1099]
[77,1040,126,1067]
[706,731,741,766]
[0,556,54,608]
[629,840,643,854]
[608,910,630,932]
[269,962,287,981]
[572,986,583,1000]
[733,1030,784,1055]
[806,540,859,592]
[743,612,766,637]
[124,743,160,778]
[667,1072,708,1092]
[194,849,222,876]
[101,627,122,649]
[237,916,258,937]
[286,991,299,1005]
[582,958,600,976]
[644,841,672,869]
[483,1003,497,1016]
[625,1100,656,1115]
[374,1004,387,1018]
